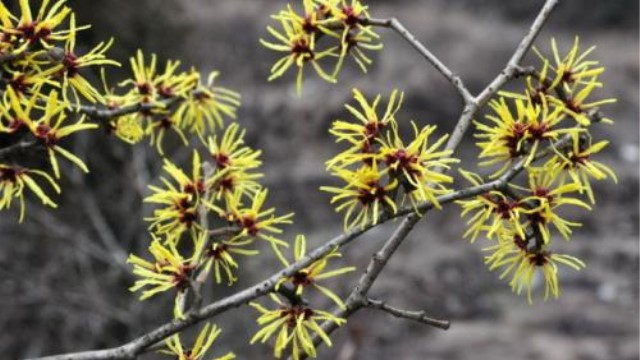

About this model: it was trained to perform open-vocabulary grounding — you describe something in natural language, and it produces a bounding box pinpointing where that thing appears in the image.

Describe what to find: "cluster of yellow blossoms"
[0,1,356,358]
[126,56,354,360]
[459,37,616,303]
[262,0,382,94]
[322,88,458,230]
[0,0,113,221]
[105,51,241,154]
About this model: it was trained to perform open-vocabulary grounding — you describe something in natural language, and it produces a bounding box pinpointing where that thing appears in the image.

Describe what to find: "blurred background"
[1,1,638,359]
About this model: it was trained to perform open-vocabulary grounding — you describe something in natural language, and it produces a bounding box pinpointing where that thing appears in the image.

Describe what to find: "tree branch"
[363,298,450,330]
[0,139,40,161]
[363,17,473,105]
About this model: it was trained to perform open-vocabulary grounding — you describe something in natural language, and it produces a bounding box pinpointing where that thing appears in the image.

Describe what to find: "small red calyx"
[207,243,229,259]
[63,52,80,77]
[364,121,384,139]
[291,271,313,287]
[357,182,386,205]
[281,306,315,328]
[172,265,194,291]
[9,75,29,94]
[157,85,174,98]
[529,251,550,266]
[183,179,205,195]
[495,198,518,219]
[35,124,59,147]
[239,216,259,236]
[291,39,314,61]
[158,117,173,129]
[533,187,554,202]
[342,6,359,27]
[529,122,549,140]
[0,167,23,183]
[214,152,230,168]
[565,99,583,114]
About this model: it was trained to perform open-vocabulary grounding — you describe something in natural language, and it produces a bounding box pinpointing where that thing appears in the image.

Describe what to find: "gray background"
[1,1,638,359]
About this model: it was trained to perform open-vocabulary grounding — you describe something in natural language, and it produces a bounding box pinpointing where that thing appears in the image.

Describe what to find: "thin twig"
[363,17,474,104]
[0,139,40,161]
[363,298,450,330]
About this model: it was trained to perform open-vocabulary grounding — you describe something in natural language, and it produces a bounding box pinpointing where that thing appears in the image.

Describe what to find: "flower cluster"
[250,293,346,360]
[133,135,291,294]
[322,88,458,229]
[249,235,354,359]
[275,235,356,308]
[459,37,616,303]
[261,0,382,94]
[160,323,235,360]
[104,51,241,154]
[134,142,356,357]
[0,0,115,221]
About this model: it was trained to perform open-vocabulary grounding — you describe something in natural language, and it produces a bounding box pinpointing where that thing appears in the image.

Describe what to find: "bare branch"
[363,298,450,330]
[363,17,474,104]
[448,0,559,152]
[0,139,40,161]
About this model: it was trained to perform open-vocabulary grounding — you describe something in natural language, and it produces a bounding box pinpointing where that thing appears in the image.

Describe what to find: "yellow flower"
[145,151,217,243]
[204,123,263,201]
[0,164,60,222]
[326,88,403,171]
[110,115,145,144]
[222,189,294,248]
[272,0,341,41]
[160,323,235,360]
[250,293,346,360]
[207,123,262,171]
[146,110,189,155]
[379,121,457,209]
[194,232,259,285]
[261,15,337,95]
[174,71,241,137]
[3,69,59,97]
[0,0,77,45]
[474,97,530,175]
[333,25,382,76]
[48,14,120,105]
[155,60,199,100]
[534,37,606,93]
[474,96,578,176]
[513,169,590,244]
[456,170,526,242]
[322,0,370,25]
[128,237,193,301]
[121,49,160,102]
[209,168,263,203]
[549,78,617,126]
[487,240,585,304]
[523,204,581,245]
[321,162,398,230]
[329,88,402,148]
[275,235,355,309]
[545,132,617,204]
[323,0,381,76]
[8,87,98,178]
